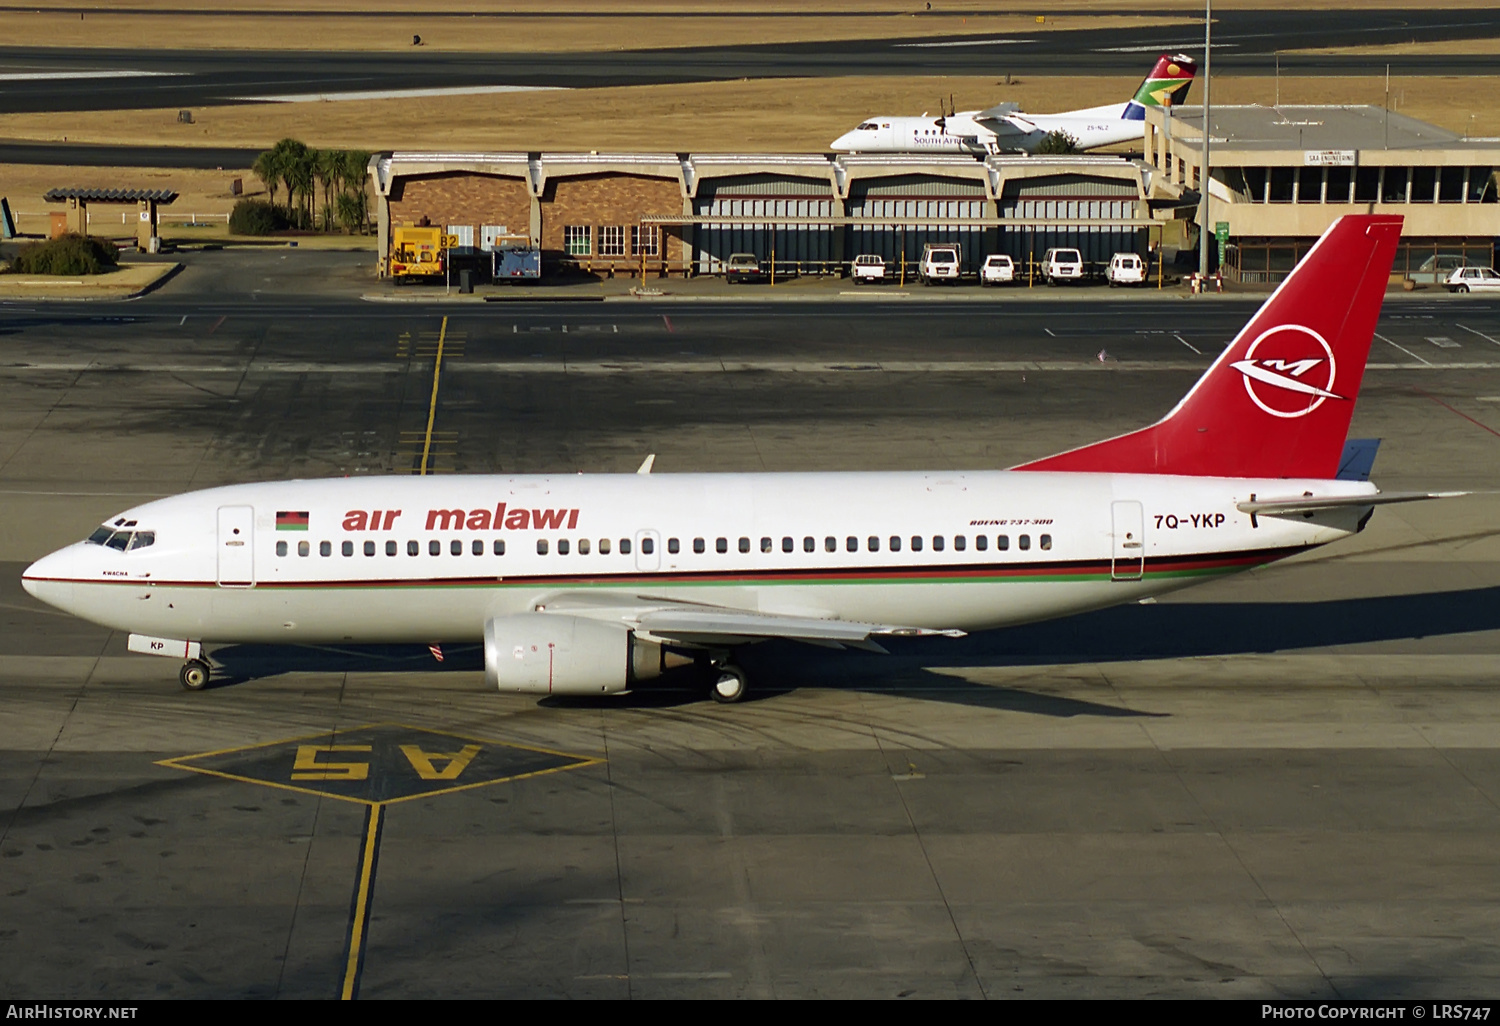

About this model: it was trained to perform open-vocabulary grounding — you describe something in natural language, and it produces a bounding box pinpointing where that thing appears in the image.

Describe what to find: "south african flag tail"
[1123,53,1198,121]
[276,511,309,531]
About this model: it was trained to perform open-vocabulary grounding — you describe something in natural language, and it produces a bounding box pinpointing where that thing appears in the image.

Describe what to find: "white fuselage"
[22,471,1372,646]
[830,105,1144,155]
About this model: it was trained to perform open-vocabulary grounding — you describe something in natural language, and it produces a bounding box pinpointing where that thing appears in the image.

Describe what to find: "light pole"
[1198,0,1212,284]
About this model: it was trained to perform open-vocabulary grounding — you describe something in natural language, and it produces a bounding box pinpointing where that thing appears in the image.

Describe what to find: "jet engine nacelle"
[484,613,671,696]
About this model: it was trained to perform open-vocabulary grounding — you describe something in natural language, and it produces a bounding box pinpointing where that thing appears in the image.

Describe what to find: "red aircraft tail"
[1015,214,1403,479]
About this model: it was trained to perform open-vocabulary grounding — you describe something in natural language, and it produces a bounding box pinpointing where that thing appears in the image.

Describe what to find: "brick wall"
[541,173,683,267]
[388,172,531,240]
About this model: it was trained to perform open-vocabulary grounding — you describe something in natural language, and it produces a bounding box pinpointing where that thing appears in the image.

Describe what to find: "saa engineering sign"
[1230,323,1348,419]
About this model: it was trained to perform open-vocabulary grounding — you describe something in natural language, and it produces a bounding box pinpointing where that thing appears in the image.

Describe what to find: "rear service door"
[1110,500,1144,581]
[217,505,255,587]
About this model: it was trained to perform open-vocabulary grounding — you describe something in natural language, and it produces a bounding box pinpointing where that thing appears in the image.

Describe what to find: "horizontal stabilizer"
[1337,438,1381,481]
[1237,490,1467,517]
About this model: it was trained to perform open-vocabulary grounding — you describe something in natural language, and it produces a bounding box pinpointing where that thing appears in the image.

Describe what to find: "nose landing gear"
[178,658,212,691]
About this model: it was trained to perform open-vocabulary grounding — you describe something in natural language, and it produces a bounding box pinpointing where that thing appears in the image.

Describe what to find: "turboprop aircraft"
[830,52,1196,155]
[23,215,1461,704]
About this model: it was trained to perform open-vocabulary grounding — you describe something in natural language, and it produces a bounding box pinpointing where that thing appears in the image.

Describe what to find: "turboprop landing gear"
[179,658,212,691]
[710,664,748,704]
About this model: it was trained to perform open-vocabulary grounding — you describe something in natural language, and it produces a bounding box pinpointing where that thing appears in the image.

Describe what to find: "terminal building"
[368,105,1499,284]
[1143,104,1500,283]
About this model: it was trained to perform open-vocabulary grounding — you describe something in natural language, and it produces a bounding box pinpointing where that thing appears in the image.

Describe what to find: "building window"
[1382,167,1409,204]
[1327,166,1353,203]
[1243,167,1267,203]
[1269,167,1294,203]
[1410,167,1437,204]
[631,225,659,257]
[1355,167,1380,203]
[599,225,626,257]
[1439,167,1465,203]
[1297,167,1323,203]
[564,225,591,256]
[1466,167,1496,203]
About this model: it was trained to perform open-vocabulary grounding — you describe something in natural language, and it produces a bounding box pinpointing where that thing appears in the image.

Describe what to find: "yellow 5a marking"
[292,744,373,781]
[398,743,481,780]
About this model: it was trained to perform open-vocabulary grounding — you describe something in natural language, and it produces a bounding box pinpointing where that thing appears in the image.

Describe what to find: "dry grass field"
[0,9,1176,53]
[3,73,1494,159]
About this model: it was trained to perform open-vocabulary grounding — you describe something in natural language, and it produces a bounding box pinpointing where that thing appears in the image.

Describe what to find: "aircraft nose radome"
[830,133,855,151]
[22,551,73,608]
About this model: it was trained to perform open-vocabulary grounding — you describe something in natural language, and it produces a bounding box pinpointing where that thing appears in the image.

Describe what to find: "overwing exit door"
[1111,500,1144,581]
[217,505,255,587]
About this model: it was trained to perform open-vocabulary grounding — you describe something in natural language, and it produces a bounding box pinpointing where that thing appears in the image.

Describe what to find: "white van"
[920,243,962,284]
[1107,252,1146,286]
[980,254,1015,286]
[1042,248,1084,285]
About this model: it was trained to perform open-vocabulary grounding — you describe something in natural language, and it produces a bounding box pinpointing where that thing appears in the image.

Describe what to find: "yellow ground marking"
[341,801,384,1001]
[419,317,447,476]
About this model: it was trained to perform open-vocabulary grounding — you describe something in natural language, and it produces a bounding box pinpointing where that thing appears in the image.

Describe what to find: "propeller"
[935,97,947,131]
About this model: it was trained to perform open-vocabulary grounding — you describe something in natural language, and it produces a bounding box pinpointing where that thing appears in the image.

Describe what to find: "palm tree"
[314,149,341,231]
[251,148,282,208]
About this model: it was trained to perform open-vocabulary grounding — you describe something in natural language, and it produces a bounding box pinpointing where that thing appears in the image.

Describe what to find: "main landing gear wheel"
[710,665,748,704]
[179,658,211,691]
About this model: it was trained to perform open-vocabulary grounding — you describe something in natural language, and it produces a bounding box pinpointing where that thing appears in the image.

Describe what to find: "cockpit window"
[91,526,155,551]
[857,122,878,131]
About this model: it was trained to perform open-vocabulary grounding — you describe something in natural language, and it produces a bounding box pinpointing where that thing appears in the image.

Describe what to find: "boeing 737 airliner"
[23,215,1456,703]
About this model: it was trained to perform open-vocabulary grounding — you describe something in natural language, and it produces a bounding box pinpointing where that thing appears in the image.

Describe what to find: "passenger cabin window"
[997,535,1009,551]
[640,537,654,555]
[825,537,837,553]
[429,540,441,556]
[1040,534,1053,550]
[846,536,858,552]
[537,539,549,555]
[494,539,506,556]
[762,537,773,553]
[473,539,484,556]
[559,539,570,555]
[408,540,419,556]
[717,538,728,554]
[450,539,462,556]
[667,538,679,554]
[597,538,609,554]
[276,540,288,557]
[954,535,966,551]
[868,536,879,552]
[975,535,988,551]
[621,538,632,555]
[579,538,591,555]
[932,536,945,552]
[342,541,354,556]
[1018,535,1031,551]
[386,540,397,556]
[693,538,705,554]
[364,541,376,557]
[783,537,793,553]
[298,540,309,557]
[889,536,901,552]
[911,536,923,552]
[739,537,750,553]
[320,541,332,557]
[804,536,815,553]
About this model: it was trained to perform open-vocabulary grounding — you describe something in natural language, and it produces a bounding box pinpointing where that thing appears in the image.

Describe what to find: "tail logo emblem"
[1231,324,1346,419]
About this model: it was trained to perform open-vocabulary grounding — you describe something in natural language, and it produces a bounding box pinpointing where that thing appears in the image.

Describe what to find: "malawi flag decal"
[276,511,309,531]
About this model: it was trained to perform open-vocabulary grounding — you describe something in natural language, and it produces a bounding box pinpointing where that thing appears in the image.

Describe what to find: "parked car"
[980,254,1015,286]
[1106,252,1146,286]
[920,243,962,285]
[851,253,886,283]
[724,253,764,284]
[1446,266,1500,293]
[1042,247,1084,285]
[1408,254,1476,286]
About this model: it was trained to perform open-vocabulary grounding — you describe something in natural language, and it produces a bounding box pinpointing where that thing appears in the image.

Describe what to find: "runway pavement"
[1,8,1498,118]
[2,252,1499,997]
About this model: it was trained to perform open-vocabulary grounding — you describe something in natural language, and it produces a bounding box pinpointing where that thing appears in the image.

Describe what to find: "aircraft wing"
[1236,490,1468,517]
[532,593,964,650]
[974,101,1021,120]
[972,112,1038,139]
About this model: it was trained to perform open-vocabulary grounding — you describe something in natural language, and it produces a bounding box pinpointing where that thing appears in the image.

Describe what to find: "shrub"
[229,199,289,235]
[11,233,119,275]
[1033,130,1080,155]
